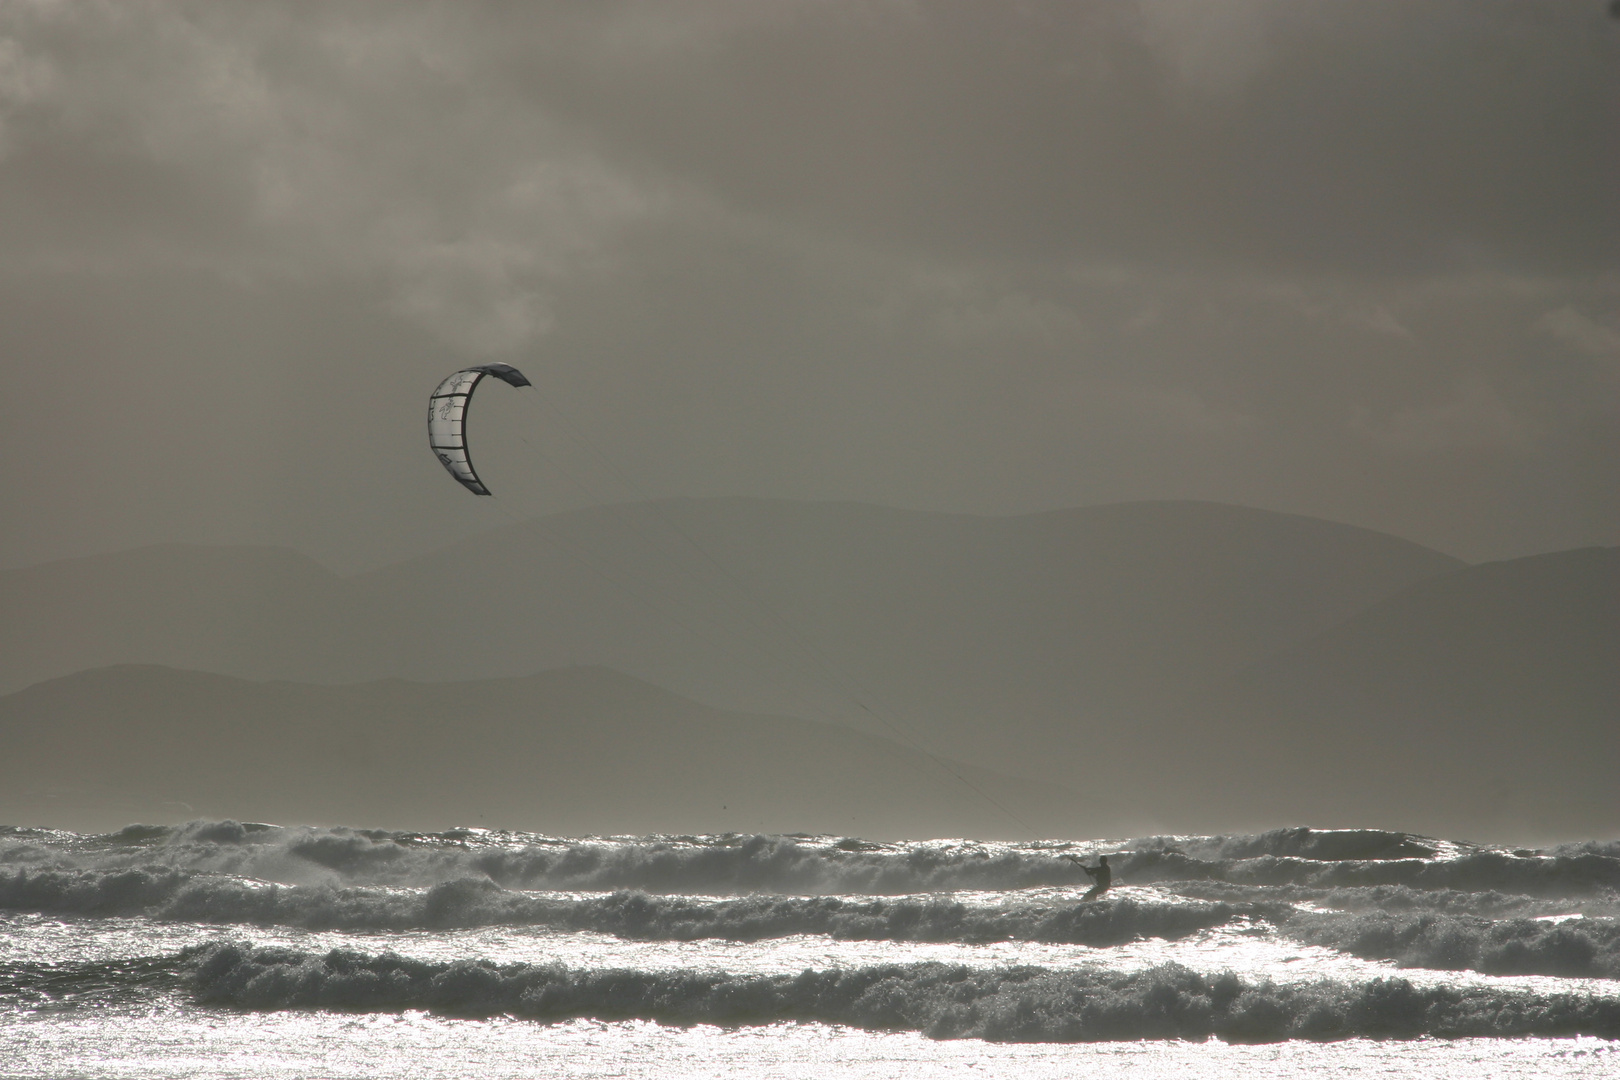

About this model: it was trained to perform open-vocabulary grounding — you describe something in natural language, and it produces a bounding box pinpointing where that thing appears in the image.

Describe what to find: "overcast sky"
[1,0,1615,572]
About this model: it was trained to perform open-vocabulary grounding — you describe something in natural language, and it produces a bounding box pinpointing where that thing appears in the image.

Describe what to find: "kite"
[427,363,532,495]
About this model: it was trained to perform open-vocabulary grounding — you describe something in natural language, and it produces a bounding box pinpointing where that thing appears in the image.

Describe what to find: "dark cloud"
[503,0,1619,275]
[0,1,1614,571]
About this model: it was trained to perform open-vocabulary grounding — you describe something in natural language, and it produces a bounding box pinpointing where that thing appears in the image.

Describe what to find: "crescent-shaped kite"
[427,363,532,495]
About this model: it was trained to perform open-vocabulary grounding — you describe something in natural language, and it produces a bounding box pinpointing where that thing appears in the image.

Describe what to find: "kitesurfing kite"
[427,363,532,495]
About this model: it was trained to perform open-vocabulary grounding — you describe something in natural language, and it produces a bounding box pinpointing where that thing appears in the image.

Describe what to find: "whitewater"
[3,821,1618,1079]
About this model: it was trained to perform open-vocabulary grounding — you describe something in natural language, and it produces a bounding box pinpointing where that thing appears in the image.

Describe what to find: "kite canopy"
[428,363,532,495]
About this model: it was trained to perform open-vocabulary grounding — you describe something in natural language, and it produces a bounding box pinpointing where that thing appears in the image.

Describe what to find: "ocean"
[2,820,1617,1078]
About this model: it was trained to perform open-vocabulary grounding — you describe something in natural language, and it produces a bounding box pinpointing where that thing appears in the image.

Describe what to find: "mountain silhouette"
[352,498,1463,784]
[1158,547,1619,842]
[0,544,406,695]
[0,664,1097,838]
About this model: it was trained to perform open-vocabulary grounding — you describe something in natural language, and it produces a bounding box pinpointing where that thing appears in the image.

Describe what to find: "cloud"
[0,2,665,353]
[1351,380,1539,456]
[1539,306,1620,359]
[11,0,1608,293]
[501,0,1619,276]
[868,267,1088,349]
[1117,384,1259,437]
[0,2,1613,569]
[1133,0,1270,94]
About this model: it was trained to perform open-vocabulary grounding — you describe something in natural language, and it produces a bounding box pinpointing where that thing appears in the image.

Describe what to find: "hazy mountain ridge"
[1157,547,1620,841]
[353,498,1467,781]
[0,543,409,696]
[1,499,1463,737]
[354,497,1463,688]
[0,664,1100,839]
[7,499,1610,839]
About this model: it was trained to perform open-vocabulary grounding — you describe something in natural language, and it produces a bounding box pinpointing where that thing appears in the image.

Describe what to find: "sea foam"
[179,943,1620,1042]
[7,822,1617,897]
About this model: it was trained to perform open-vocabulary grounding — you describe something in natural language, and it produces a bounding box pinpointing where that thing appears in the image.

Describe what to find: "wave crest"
[9,822,1617,899]
[184,943,1620,1042]
[0,866,1271,945]
[1287,910,1620,980]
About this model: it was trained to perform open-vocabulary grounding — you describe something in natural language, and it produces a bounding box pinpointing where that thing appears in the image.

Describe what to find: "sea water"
[2,821,1617,1078]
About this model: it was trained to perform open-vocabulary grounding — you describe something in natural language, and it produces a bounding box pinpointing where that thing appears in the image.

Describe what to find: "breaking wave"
[1170,881,1619,919]
[174,943,1620,1042]
[7,865,1619,981]
[8,821,1620,983]
[5,822,1617,898]
[0,865,1274,945]
[1123,848,1620,896]
[1287,910,1620,980]
[11,944,1613,1043]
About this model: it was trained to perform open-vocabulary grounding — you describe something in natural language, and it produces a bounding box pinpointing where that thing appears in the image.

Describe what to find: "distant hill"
[352,498,1464,784]
[1157,548,1620,843]
[0,665,1098,839]
[2,520,1609,842]
[0,544,406,695]
[0,498,1473,825]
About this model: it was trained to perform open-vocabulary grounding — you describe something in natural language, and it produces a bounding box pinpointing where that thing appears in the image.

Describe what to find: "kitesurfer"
[1063,853,1111,900]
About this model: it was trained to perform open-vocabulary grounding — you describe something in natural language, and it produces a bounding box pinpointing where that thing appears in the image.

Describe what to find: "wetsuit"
[1081,860,1111,900]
